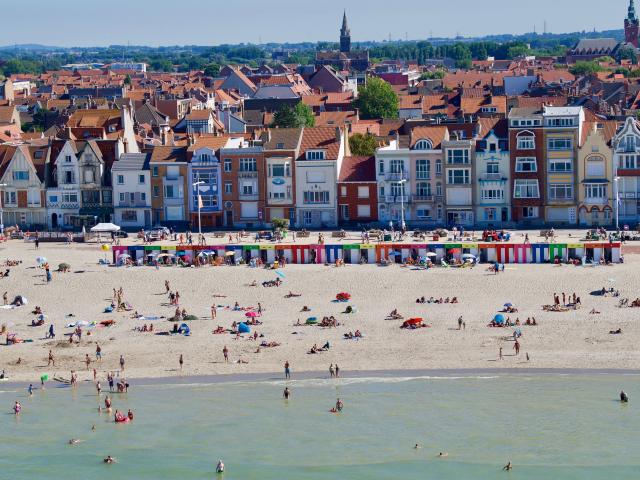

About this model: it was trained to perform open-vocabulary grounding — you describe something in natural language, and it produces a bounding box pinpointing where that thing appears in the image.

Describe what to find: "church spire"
[341,10,350,35]
[340,10,351,53]
[629,0,637,21]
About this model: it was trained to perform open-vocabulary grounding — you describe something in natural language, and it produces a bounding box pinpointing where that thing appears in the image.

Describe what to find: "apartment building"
[112,153,152,228]
[443,130,476,227]
[187,137,227,228]
[338,155,378,225]
[46,140,81,229]
[149,146,189,225]
[612,116,640,226]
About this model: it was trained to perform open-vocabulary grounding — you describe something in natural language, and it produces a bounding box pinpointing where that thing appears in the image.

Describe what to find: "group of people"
[415,296,458,304]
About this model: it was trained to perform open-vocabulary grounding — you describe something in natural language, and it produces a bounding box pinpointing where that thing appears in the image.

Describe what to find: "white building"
[46,140,81,229]
[475,128,511,225]
[112,153,152,228]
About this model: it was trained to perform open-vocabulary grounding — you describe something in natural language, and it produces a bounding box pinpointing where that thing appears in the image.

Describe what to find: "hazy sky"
[0,0,626,47]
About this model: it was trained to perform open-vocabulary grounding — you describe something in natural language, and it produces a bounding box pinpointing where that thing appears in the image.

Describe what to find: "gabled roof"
[113,152,151,171]
[339,156,375,182]
[409,126,449,149]
[298,126,342,160]
[263,128,303,151]
[0,144,18,180]
[149,145,188,163]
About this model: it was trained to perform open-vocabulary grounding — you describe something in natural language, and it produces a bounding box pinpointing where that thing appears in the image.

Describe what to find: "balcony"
[239,171,258,178]
[413,195,434,202]
[117,200,150,208]
[384,195,411,203]
[479,173,506,181]
[415,173,431,180]
[239,193,259,201]
[385,172,409,181]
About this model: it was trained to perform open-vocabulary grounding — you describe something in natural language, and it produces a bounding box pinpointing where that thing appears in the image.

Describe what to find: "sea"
[0,372,638,479]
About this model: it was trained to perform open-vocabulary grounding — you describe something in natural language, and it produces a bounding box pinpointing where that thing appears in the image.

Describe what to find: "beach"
[0,232,639,383]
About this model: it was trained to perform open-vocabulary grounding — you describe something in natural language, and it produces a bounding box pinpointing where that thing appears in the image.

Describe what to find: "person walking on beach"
[329,364,335,378]
[119,355,125,372]
[257,302,262,315]
[35,236,39,249]
[107,372,114,391]
[165,280,170,293]
[96,343,102,361]
[2,291,7,305]
[85,354,91,370]
[284,361,291,379]
[562,292,566,306]
[514,340,520,356]
[499,347,503,360]
[179,354,183,371]
[48,349,55,366]
[223,346,229,363]
[458,316,463,330]
[211,304,216,320]
[335,364,340,378]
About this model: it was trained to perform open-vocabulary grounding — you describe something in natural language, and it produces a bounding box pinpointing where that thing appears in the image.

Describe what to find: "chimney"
[123,138,129,153]
[343,125,351,157]
[162,129,168,146]
[335,126,341,143]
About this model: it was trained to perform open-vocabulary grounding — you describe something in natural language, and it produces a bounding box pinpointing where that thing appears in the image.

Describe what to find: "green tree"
[204,63,221,77]
[353,77,399,120]
[349,133,378,156]
[569,60,604,76]
[124,74,132,85]
[420,70,446,80]
[271,103,315,128]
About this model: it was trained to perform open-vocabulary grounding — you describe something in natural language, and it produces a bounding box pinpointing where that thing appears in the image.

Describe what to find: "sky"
[0,0,626,47]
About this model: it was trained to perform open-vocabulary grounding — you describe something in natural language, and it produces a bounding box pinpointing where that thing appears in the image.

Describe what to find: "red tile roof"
[298,126,342,160]
[339,156,376,182]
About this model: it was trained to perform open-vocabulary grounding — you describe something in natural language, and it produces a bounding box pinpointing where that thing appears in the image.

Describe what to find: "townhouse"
[508,107,545,224]
[295,127,345,228]
[577,121,616,226]
[612,116,640,226]
[220,139,265,228]
[443,127,476,227]
[262,128,302,226]
[475,119,511,226]
[149,146,189,226]
[0,143,47,228]
[112,152,152,228]
[541,106,584,225]
[338,155,378,225]
[187,136,227,228]
[45,139,81,229]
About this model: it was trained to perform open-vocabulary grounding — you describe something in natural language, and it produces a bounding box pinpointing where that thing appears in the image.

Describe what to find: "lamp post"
[0,183,6,234]
[399,178,407,232]
[613,176,620,231]
[193,178,204,236]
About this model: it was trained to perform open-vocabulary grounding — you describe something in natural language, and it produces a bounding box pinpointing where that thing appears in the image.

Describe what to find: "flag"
[198,194,203,209]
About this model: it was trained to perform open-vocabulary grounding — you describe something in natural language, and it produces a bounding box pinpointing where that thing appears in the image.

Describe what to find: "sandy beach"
[1,234,639,383]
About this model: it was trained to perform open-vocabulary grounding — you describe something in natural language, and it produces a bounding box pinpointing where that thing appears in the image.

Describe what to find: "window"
[306,171,326,183]
[340,186,347,196]
[481,106,497,113]
[117,175,124,185]
[65,155,72,163]
[239,158,257,172]
[153,186,160,197]
[389,159,405,174]
[522,206,539,218]
[141,192,146,201]
[122,210,137,222]
[486,163,499,174]
[446,149,470,164]
[548,159,572,173]
[416,208,431,219]
[437,205,443,220]
[224,182,232,194]
[378,159,384,174]
[271,164,287,177]
[619,154,640,169]
[4,191,16,205]
[416,182,431,197]
[357,204,371,218]
[61,192,77,203]
[200,153,211,163]
[13,171,29,181]
[547,138,572,151]
[306,150,325,160]
[489,143,497,152]
[513,179,540,198]
[547,117,574,127]
[303,211,312,225]
[138,174,145,184]
[119,193,125,202]
[435,182,443,196]
[63,171,74,184]
[481,189,504,200]
[242,184,254,195]
[276,143,285,149]
[515,157,537,172]
[49,195,58,203]
[414,139,432,150]
[102,190,111,204]
[390,182,406,197]
[447,169,470,184]
[585,184,607,199]
[152,166,159,177]
[586,156,605,177]
[379,185,385,197]
[357,186,369,199]
[416,159,430,179]
[435,159,442,175]
[484,208,497,220]
[165,185,175,198]
[303,191,330,204]
[224,159,232,172]
[340,204,349,219]
[516,135,535,150]
[548,183,573,200]
[623,135,637,152]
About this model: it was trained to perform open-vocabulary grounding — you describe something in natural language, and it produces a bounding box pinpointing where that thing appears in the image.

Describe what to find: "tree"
[353,77,399,120]
[569,60,604,76]
[271,103,315,128]
[420,70,446,80]
[204,63,221,77]
[349,133,378,156]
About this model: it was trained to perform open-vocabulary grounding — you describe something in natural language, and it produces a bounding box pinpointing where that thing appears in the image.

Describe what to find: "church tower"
[340,10,351,53]
[625,0,639,47]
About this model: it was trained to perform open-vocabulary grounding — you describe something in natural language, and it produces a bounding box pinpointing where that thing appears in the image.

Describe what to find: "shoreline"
[3,367,640,390]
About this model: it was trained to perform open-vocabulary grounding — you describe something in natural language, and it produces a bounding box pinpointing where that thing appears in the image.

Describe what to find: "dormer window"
[276,143,285,149]
[65,155,72,163]
[306,150,325,160]
[413,139,433,150]
[201,153,210,163]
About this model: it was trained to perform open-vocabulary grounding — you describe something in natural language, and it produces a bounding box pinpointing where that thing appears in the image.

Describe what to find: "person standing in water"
[119,355,125,372]
[283,387,290,399]
[335,398,344,412]
[335,364,340,378]
[216,459,224,473]
[621,390,629,403]
[329,364,335,378]
[284,361,290,379]
[28,384,33,396]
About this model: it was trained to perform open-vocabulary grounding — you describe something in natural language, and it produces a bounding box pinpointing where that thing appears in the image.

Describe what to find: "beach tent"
[493,314,505,325]
[90,223,121,232]
[238,322,251,333]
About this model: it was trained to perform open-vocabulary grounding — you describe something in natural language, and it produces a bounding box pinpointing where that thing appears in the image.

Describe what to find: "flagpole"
[193,174,204,237]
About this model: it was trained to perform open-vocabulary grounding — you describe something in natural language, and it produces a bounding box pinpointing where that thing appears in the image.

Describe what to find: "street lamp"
[0,183,6,233]
[192,178,205,236]
[398,178,407,232]
[613,176,620,231]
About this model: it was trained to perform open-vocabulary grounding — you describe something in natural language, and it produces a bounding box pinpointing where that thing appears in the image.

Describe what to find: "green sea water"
[0,373,638,479]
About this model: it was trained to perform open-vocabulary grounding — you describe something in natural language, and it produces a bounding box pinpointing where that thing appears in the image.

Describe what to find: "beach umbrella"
[493,314,505,324]
[176,251,187,256]
[119,254,131,258]
[225,251,235,256]
[387,251,400,256]
[504,302,513,307]
[275,270,286,278]
[462,253,476,259]
[245,311,258,318]
[40,374,48,382]
[426,252,437,257]
[36,256,47,264]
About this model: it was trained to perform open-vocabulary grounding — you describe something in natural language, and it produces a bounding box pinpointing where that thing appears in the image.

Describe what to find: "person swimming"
[621,390,629,403]
[103,455,116,464]
[68,439,81,445]
[13,401,21,414]
[503,461,513,471]
[438,452,448,458]
[216,459,225,473]
[283,387,290,399]
[414,443,421,449]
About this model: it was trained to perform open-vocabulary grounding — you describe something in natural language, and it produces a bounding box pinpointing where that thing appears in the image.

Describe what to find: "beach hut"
[259,245,276,264]
[291,245,309,264]
[445,244,462,261]
[584,243,604,263]
[325,244,343,264]
[242,245,260,263]
[359,244,376,264]
[567,243,584,262]
[342,244,360,264]
[530,244,549,263]
[461,243,479,257]
[495,244,514,263]
[608,242,621,263]
[513,244,531,263]
[549,244,567,263]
